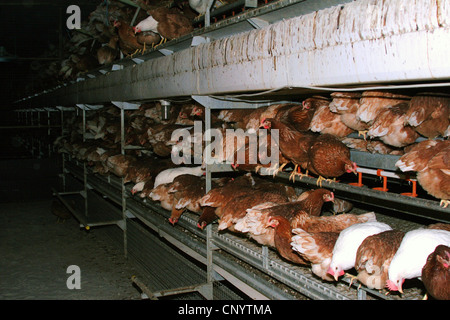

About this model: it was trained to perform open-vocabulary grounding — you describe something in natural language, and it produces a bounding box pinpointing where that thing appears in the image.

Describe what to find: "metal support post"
[120,107,128,259]
[82,108,89,219]
[204,105,214,299]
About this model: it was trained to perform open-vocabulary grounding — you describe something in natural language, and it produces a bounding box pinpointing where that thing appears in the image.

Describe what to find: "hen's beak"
[327,267,340,281]
[352,162,358,175]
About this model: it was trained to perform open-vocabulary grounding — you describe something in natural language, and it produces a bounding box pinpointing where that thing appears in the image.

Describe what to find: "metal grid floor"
[127,218,245,300]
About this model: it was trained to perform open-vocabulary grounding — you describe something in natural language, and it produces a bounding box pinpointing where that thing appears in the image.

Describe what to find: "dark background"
[0,1,97,122]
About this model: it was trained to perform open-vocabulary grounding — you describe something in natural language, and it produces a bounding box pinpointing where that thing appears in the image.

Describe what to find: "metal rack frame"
[59,157,430,300]
[14,0,450,300]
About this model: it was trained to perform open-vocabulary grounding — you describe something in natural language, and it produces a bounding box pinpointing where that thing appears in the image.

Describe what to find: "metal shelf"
[60,158,430,300]
[75,162,354,299]
[257,168,450,223]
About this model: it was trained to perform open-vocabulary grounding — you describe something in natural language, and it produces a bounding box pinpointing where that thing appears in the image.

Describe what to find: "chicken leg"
[440,200,450,208]
[358,130,368,140]
[289,164,307,182]
[344,273,361,289]
[129,48,142,58]
[257,162,287,177]
[316,176,336,187]
[272,162,288,177]
[155,36,167,48]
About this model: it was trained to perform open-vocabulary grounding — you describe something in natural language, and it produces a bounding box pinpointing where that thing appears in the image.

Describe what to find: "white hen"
[189,0,224,15]
[328,221,392,281]
[134,15,159,34]
[153,166,204,188]
[387,228,450,293]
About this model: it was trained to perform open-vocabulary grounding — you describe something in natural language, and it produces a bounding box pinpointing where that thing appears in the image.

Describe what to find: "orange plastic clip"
[372,169,388,192]
[349,171,363,187]
[401,174,418,197]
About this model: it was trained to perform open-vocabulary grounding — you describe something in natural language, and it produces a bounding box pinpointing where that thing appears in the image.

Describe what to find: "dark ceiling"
[0,1,100,109]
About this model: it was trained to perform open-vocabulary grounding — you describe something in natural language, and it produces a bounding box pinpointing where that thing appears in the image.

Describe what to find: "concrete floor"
[0,157,142,300]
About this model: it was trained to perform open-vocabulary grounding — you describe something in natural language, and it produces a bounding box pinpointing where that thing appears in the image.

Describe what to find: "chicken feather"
[404,93,450,138]
[421,245,450,300]
[396,140,450,205]
[366,102,419,148]
[291,228,340,281]
[328,221,392,281]
[354,230,405,290]
[387,228,450,293]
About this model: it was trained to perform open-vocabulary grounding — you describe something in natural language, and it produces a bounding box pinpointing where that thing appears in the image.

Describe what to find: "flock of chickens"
[29,0,233,94]
[54,88,450,300]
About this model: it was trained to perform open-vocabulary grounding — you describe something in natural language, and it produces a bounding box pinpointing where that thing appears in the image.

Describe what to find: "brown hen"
[268,215,310,265]
[290,211,376,233]
[306,133,357,186]
[197,174,257,229]
[97,36,119,65]
[367,102,419,148]
[356,91,410,125]
[233,189,335,248]
[396,139,450,207]
[291,227,340,280]
[421,245,450,300]
[309,103,354,138]
[404,93,450,139]
[113,20,143,55]
[274,99,319,132]
[149,7,193,41]
[261,118,317,181]
[329,92,369,137]
[354,230,405,290]
[167,174,205,225]
[217,185,294,232]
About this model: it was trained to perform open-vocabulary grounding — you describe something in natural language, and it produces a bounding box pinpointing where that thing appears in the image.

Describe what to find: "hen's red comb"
[386,279,398,291]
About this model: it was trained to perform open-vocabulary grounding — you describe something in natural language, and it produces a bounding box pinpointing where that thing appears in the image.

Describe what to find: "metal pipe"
[119,107,128,258]
[52,188,89,230]
[0,125,61,129]
[160,100,171,120]
[273,171,450,222]
[131,276,158,300]
[357,167,415,181]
